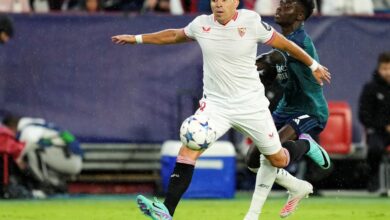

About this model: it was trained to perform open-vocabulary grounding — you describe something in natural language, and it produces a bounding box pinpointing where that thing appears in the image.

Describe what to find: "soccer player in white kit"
[111,0,331,219]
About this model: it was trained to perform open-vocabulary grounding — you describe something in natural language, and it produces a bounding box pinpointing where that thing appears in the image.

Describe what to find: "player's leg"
[244,156,276,220]
[277,168,313,218]
[290,115,330,169]
[272,116,329,217]
[137,145,202,220]
[162,146,201,216]
[233,112,283,220]
[245,114,328,219]
[251,115,330,169]
[137,98,231,219]
[245,124,312,219]
[245,111,298,171]
[245,124,297,172]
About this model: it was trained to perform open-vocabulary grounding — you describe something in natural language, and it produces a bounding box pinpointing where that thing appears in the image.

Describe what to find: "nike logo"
[171,174,180,178]
[152,203,162,210]
[320,149,329,168]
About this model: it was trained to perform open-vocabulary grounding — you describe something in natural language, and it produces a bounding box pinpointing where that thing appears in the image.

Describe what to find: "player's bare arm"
[111,28,190,45]
[268,32,331,85]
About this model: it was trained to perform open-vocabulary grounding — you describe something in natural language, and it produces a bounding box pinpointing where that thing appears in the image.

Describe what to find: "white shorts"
[194,94,282,155]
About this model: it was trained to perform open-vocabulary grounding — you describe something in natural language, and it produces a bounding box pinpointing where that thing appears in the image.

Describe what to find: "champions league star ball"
[179,115,217,151]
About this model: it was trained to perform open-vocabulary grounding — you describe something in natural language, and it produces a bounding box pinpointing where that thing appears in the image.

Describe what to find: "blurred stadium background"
[1,0,390,219]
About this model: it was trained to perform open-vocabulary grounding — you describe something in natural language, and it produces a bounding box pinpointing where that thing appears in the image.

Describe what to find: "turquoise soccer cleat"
[136,195,172,220]
[300,133,331,169]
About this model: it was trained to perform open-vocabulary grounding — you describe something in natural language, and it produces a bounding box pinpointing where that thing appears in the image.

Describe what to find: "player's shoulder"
[296,27,314,43]
[238,9,261,21]
[192,14,213,25]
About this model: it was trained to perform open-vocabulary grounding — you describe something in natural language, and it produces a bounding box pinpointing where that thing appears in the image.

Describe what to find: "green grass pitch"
[0,195,389,220]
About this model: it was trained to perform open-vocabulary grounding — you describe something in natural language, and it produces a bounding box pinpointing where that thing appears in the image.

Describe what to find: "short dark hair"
[378,52,390,65]
[296,0,315,20]
[0,15,13,37]
[1,113,21,128]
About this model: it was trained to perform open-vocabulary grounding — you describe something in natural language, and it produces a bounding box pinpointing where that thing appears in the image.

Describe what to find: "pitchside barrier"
[161,140,236,199]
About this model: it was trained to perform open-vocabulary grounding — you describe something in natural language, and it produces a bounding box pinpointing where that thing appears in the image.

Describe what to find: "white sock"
[275,168,301,191]
[244,155,277,220]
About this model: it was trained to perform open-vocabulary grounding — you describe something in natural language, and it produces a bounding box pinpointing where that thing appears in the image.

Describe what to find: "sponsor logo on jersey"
[202,26,211,33]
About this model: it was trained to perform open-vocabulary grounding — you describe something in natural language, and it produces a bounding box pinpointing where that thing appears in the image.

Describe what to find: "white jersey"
[184,9,276,109]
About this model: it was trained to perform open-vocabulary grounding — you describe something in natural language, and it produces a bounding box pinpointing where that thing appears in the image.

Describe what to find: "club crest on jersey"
[238,27,246,37]
[202,26,211,33]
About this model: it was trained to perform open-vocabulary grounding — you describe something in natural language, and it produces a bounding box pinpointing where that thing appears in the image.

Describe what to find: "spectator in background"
[254,0,321,15]
[80,0,104,13]
[0,120,32,198]
[373,0,390,13]
[2,113,84,193]
[0,15,13,44]
[29,0,50,12]
[142,0,170,13]
[104,0,144,12]
[29,0,79,12]
[321,0,374,15]
[254,0,279,15]
[0,0,31,13]
[0,120,26,170]
[197,0,245,13]
[358,52,390,192]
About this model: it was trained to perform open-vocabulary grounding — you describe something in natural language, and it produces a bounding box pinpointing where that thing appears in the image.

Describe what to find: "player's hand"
[111,35,136,45]
[313,65,331,86]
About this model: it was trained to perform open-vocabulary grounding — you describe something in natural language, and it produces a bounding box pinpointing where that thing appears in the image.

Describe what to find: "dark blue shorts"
[272,111,326,137]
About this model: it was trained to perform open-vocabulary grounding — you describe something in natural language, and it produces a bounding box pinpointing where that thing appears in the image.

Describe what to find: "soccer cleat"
[300,133,331,169]
[280,181,313,218]
[136,195,172,220]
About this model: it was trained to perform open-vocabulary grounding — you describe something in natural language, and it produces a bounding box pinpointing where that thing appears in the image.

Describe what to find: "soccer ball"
[179,115,217,151]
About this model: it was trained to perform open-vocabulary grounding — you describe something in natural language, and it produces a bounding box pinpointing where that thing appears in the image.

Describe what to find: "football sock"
[164,162,194,216]
[282,140,310,165]
[275,168,301,191]
[244,156,276,220]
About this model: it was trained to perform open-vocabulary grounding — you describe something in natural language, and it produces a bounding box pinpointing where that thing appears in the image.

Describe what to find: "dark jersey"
[274,25,329,124]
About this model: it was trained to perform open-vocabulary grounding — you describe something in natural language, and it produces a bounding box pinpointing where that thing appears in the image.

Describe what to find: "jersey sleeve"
[256,17,276,44]
[183,17,198,40]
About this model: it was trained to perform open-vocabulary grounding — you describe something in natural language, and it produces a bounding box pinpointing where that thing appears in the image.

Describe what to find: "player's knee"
[269,158,286,168]
[267,154,288,168]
